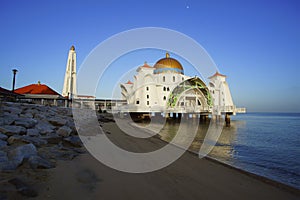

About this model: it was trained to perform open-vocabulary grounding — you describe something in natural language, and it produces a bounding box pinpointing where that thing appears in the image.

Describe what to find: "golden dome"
[154,53,184,74]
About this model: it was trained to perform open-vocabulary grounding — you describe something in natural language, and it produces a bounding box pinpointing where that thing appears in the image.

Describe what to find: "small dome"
[154,53,184,74]
[70,45,75,51]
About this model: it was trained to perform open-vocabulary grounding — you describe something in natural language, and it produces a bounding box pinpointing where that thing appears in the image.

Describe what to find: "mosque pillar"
[225,113,231,126]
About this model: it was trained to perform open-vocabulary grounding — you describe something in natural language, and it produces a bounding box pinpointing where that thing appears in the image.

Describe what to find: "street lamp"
[12,69,18,92]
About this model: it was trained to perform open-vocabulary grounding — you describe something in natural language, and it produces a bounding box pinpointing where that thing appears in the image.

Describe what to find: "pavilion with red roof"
[14,81,64,106]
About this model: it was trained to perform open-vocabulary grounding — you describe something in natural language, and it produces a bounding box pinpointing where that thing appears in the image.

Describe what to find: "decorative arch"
[167,77,212,108]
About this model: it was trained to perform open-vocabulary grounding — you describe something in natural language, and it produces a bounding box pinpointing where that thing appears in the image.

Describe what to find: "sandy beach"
[35,119,299,200]
[0,103,299,199]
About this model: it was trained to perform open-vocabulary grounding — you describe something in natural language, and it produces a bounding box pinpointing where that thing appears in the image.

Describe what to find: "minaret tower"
[62,45,77,99]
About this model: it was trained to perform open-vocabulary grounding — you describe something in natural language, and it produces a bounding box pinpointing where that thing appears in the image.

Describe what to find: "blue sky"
[0,0,299,112]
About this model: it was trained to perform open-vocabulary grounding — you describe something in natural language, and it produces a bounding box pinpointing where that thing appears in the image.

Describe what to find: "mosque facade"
[120,53,241,116]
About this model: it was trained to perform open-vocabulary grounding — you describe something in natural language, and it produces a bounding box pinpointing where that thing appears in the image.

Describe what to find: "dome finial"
[166,52,170,58]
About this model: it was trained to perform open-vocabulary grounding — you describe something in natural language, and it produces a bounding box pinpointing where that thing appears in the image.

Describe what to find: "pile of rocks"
[0,102,84,171]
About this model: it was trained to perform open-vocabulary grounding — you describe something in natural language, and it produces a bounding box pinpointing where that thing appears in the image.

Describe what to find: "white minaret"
[62,45,77,98]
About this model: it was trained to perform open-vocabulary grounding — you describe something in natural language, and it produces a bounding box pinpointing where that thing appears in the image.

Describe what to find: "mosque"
[120,53,245,118]
[61,45,245,121]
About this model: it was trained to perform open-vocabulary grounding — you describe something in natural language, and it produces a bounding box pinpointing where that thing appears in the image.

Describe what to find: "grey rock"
[66,120,77,135]
[0,149,21,171]
[41,134,62,144]
[19,112,33,119]
[8,144,37,167]
[0,125,27,136]
[7,135,24,145]
[48,117,67,126]
[27,128,40,137]
[7,135,47,147]
[63,136,82,147]
[28,155,55,169]
[57,126,72,137]
[22,136,47,147]
[35,120,55,135]
[33,113,46,120]
[14,118,37,128]
[2,106,22,115]
[0,140,7,148]
[0,133,8,140]
[0,114,15,126]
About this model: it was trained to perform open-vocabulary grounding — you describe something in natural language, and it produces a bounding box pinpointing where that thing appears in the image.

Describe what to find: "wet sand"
[35,121,300,200]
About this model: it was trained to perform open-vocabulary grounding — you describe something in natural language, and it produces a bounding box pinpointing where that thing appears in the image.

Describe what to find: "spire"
[166,52,170,58]
[62,46,77,98]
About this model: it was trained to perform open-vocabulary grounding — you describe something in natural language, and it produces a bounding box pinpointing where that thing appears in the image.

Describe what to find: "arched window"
[163,76,165,82]
[163,96,166,100]
[163,87,166,91]
[173,76,175,82]
[146,86,149,91]
[136,100,139,104]
[167,87,170,91]
[147,101,149,105]
[197,100,201,105]
[147,95,149,99]
[182,77,184,81]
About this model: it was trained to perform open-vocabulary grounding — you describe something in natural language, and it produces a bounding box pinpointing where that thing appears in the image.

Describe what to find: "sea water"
[157,113,300,189]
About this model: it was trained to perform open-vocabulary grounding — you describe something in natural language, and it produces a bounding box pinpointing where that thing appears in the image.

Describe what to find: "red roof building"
[13,82,64,106]
[14,82,60,96]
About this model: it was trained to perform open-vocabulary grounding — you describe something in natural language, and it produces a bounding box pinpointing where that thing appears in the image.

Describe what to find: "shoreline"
[129,116,300,193]
[1,103,299,199]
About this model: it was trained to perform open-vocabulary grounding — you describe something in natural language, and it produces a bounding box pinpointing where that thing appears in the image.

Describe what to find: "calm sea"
[157,113,300,189]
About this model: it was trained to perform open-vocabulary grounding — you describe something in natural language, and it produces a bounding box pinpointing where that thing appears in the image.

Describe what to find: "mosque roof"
[154,53,184,74]
[125,80,133,84]
[140,62,152,68]
[208,71,227,79]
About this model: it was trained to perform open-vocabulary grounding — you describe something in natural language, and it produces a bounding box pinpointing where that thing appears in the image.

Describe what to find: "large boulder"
[0,133,8,140]
[63,136,83,147]
[0,125,27,136]
[27,128,40,137]
[0,151,16,171]
[57,126,72,137]
[28,155,55,169]
[2,105,22,115]
[14,118,37,128]
[41,134,62,144]
[20,112,34,119]
[48,117,67,126]
[7,135,47,147]
[35,120,55,135]
[0,113,17,125]
[8,144,37,167]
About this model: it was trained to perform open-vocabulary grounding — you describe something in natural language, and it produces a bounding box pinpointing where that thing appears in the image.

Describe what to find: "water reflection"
[136,117,246,164]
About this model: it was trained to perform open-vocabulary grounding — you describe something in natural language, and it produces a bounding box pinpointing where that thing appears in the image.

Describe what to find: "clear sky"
[0,0,299,112]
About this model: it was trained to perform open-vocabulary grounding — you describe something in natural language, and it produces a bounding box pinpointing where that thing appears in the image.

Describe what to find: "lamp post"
[12,69,18,92]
